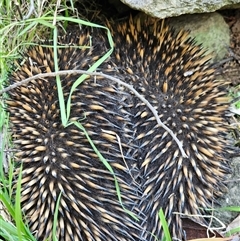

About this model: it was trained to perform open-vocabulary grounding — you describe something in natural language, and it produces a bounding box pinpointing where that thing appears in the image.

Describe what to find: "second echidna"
[7,27,141,241]
[7,16,231,240]
[106,16,232,240]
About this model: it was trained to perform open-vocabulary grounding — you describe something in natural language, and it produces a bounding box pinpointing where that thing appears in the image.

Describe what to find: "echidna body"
[106,17,231,240]
[7,16,231,241]
[8,28,140,241]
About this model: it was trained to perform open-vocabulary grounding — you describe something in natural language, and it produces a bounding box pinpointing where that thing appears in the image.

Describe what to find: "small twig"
[1,70,188,158]
[53,0,61,26]
[229,47,240,64]
[230,95,240,104]
[211,56,234,69]
[174,212,226,232]
[14,0,23,20]
[224,178,240,183]
[115,133,140,185]
[23,0,36,20]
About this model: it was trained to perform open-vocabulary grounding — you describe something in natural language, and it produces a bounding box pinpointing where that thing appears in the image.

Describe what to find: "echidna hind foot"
[7,16,231,241]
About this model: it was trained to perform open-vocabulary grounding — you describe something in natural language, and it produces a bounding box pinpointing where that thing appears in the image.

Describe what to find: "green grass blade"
[225,226,240,236]
[15,164,24,241]
[71,121,138,221]
[14,165,36,241]
[158,208,172,241]
[53,27,67,126]
[216,206,240,212]
[0,192,15,218]
[52,192,62,241]
[65,46,113,120]
[17,22,38,37]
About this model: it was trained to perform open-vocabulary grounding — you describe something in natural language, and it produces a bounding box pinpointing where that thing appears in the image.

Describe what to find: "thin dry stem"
[1,70,188,158]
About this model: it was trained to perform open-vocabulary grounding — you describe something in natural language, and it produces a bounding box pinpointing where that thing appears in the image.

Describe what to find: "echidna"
[7,16,231,241]
[7,27,141,241]
[106,16,232,240]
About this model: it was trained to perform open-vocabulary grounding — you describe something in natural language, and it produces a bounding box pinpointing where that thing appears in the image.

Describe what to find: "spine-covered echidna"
[7,27,140,241]
[107,16,232,240]
[7,15,231,241]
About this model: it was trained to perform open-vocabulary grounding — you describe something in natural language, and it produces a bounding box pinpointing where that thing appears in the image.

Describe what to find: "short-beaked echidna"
[7,16,231,241]
[7,28,140,241]
[105,17,232,240]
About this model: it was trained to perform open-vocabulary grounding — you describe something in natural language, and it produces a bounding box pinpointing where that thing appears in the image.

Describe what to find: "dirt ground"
[221,9,240,88]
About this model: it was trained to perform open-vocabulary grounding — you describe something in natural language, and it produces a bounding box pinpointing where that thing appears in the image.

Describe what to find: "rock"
[120,0,240,19]
[167,12,230,61]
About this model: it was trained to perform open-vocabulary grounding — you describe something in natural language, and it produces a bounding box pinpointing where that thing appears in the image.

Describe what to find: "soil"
[221,9,240,87]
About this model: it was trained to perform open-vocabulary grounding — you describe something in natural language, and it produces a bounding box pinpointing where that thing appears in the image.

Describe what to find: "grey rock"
[167,12,230,61]
[120,0,240,18]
